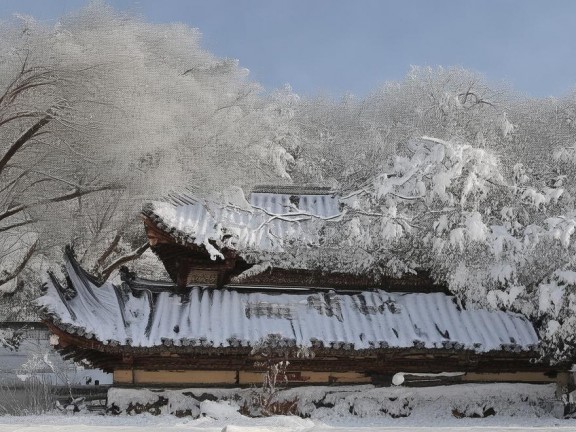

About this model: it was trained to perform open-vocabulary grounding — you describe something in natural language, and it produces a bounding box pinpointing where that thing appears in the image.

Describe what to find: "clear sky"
[1,0,575,98]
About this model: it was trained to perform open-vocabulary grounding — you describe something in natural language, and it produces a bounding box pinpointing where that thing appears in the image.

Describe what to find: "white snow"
[0,424,574,432]
[0,383,575,430]
[391,372,464,386]
[148,192,340,259]
[37,257,539,352]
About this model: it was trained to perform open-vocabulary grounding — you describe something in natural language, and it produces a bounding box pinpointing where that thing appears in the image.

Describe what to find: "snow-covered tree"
[237,132,576,361]
[0,3,296,294]
[266,67,576,362]
[3,3,576,363]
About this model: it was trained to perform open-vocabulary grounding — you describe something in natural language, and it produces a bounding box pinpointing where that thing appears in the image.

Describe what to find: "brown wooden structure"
[47,320,562,387]
[38,189,569,388]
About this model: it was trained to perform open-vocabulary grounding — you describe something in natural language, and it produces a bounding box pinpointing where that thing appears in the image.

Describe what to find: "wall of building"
[112,369,373,386]
[111,367,560,387]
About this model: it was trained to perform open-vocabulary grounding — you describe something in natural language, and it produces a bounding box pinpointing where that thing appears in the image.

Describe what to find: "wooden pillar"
[556,371,572,399]
[176,258,192,291]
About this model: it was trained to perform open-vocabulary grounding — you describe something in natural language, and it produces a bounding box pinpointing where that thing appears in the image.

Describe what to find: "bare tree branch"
[95,232,122,269]
[100,242,150,280]
[0,111,45,128]
[0,239,38,286]
[0,219,36,234]
[0,114,52,175]
[0,185,121,222]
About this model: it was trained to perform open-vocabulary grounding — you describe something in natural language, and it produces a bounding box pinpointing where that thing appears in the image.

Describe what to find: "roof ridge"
[251,184,336,195]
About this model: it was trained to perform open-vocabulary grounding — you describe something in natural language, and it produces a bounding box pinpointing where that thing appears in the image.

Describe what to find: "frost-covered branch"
[100,242,150,281]
[95,232,122,270]
[0,114,52,175]
[0,219,36,234]
[248,204,344,234]
[0,185,121,222]
[0,239,37,286]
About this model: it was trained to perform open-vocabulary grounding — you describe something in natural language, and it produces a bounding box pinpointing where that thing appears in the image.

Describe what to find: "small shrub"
[452,405,497,418]
[0,351,77,415]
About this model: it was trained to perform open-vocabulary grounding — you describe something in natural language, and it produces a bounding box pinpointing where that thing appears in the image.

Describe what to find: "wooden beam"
[462,372,556,384]
[114,369,134,385]
[133,370,237,385]
[44,321,568,378]
[238,370,371,385]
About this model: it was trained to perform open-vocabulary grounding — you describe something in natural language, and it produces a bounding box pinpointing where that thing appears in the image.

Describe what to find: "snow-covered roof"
[144,190,340,255]
[37,257,539,353]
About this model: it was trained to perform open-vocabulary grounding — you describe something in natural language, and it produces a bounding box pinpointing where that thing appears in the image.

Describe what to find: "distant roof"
[144,189,341,254]
[37,256,539,353]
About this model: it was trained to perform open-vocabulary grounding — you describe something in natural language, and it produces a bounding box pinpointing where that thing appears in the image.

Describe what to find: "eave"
[45,320,558,375]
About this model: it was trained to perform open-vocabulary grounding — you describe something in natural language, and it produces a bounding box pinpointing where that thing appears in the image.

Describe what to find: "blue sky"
[1,0,575,98]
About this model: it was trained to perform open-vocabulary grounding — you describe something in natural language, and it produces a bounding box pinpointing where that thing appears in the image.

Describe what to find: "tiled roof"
[144,191,340,252]
[37,256,539,353]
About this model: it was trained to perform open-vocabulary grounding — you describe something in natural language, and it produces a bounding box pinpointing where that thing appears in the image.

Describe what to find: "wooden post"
[556,371,571,399]
[176,258,192,291]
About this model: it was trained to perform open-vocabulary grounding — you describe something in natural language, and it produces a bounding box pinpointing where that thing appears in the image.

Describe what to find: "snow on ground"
[106,383,565,420]
[1,388,576,431]
[0,413,574,432]
[1,383,575,431]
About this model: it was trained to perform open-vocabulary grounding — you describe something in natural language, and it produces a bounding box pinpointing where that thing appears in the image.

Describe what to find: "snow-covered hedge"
[107,383,558,419]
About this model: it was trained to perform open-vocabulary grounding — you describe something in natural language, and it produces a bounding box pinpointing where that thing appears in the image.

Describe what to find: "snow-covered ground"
[1,382,575,431]
[0,413,574,432]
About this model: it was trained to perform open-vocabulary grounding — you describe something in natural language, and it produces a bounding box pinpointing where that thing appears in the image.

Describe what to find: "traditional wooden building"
[37,186,568,387]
